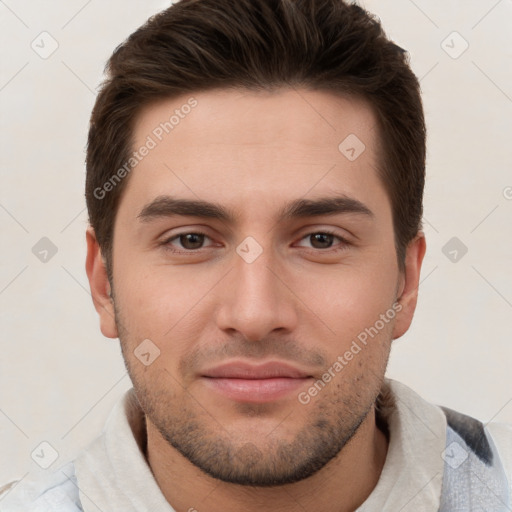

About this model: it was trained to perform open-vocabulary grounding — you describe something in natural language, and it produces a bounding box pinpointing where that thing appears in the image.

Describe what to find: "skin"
[86,88,426,512]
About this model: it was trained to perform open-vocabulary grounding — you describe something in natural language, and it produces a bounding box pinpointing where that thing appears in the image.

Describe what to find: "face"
[87,88,424,486]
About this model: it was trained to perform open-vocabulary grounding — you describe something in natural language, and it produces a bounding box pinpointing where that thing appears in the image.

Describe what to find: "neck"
[146,406,388,512]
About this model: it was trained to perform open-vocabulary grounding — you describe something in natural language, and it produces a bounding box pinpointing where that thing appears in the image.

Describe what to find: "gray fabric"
[439,409,511,511]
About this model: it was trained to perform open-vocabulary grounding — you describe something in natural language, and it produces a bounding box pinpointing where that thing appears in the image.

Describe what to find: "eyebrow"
[137,194,374,223]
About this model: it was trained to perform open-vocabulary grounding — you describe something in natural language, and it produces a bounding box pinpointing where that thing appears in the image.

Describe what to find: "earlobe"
[392,232,426,340]
[85,226,118,339]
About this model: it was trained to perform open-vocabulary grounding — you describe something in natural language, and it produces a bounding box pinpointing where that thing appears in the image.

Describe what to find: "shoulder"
[438,405,512,509]
[383,378,512,504]
[441,405,512,471]
[486,420,512,475]
[0,462,83,512]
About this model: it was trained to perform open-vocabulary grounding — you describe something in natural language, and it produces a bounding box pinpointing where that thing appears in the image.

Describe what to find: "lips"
[202,361,311,379]
[200,361,313,403]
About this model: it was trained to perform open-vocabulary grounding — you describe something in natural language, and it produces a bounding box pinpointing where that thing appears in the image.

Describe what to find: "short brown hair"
[86,0,425,278]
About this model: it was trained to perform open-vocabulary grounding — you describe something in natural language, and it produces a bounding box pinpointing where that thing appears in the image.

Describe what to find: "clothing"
[1,378,511,511]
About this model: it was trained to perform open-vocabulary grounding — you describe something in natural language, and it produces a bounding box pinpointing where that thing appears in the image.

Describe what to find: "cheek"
[113,262,214,352]
[297,261,398,340]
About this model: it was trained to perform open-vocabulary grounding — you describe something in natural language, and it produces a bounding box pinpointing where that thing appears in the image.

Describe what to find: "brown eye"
[163,232,212,252]
[295,230,350,254]
[309,233,335,249]
[178,233,206,250]
[180,233,204,249]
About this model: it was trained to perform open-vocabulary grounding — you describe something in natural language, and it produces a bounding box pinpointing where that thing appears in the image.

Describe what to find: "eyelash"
[160,230,351,254]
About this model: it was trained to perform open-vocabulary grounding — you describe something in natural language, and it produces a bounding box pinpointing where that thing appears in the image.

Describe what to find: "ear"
[85,226,118,339]
[392,232,426,340]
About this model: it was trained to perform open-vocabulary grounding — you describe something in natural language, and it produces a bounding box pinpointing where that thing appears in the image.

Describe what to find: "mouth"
[200,361,314,403]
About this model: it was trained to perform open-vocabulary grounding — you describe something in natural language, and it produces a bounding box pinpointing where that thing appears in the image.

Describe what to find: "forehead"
[119,87,387,222]
[133,87,378,156]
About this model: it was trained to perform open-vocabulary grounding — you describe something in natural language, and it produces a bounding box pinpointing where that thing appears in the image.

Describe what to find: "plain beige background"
[1,0,511,486]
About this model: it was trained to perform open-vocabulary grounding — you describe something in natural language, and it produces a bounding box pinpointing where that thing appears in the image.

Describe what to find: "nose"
[214,243,299,342]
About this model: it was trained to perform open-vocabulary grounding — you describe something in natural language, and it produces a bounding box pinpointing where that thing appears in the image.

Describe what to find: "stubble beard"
[113,297,389,487]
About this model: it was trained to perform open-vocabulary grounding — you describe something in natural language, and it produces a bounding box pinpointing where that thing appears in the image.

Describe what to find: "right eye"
[162,231,214,252]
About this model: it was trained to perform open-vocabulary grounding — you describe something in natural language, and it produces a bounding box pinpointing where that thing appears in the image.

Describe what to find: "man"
[2,0,511,510]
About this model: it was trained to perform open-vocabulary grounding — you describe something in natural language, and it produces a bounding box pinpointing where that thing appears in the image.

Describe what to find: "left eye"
[296,232,347,250]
